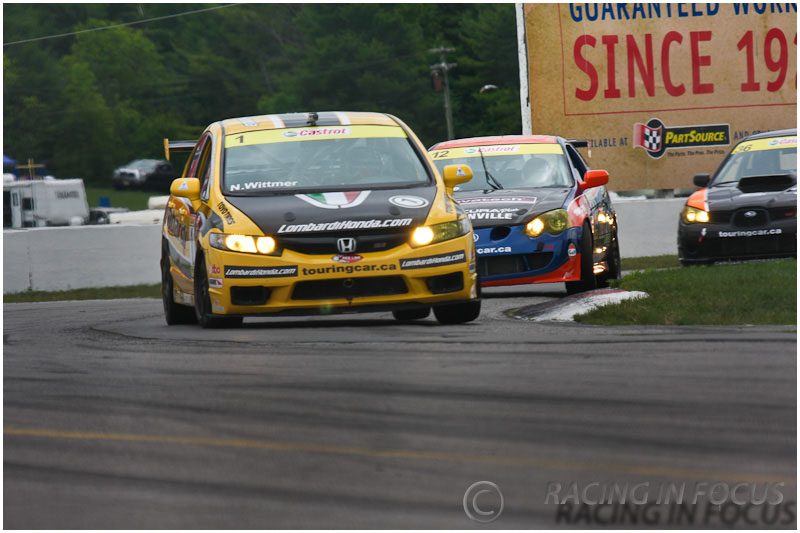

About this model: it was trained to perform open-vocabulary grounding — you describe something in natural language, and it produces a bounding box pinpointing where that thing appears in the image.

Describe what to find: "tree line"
[3,3,522,185]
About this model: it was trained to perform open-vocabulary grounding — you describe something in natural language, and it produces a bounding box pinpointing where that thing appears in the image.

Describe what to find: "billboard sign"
[521,3,797,190]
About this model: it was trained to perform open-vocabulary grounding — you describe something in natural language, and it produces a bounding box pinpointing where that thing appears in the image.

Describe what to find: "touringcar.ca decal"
[719,229,783,238]
[278,217,412,233]
[400,251,467,270]
[224,266,299,278]
[295,191,371,209]
[302,263,398,276]
[477,246,511,254]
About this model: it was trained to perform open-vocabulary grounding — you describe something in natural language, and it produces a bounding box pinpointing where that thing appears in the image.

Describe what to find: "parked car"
[112,159,177,192]
[161,111,480,328]
[429,135,619,294]
[678,129,796,265]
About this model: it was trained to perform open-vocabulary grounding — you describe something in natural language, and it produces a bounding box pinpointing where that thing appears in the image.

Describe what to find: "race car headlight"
[209,233,278,255]
[524,209,570,237]
[682,206,710,224]
[411,218,470,247]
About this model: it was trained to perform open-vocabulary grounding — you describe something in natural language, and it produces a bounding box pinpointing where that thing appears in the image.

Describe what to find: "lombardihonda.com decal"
[296,191,371,209]
[278,218,412,233]
[224,266,299,278]
[400,251,467,270]
[633,118,730,159]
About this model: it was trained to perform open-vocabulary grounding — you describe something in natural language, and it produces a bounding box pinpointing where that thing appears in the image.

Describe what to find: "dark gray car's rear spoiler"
[163,139,196,161]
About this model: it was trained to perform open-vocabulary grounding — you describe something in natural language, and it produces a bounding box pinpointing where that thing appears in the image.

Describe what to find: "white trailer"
[3,179,90,228]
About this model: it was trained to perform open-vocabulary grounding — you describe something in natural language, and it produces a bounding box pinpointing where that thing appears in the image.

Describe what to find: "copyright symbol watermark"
[463,481,504,523]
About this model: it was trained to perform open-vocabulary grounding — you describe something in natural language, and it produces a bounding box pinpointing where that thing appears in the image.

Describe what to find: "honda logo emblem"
[337,237,357,253]
[743,210,757,218]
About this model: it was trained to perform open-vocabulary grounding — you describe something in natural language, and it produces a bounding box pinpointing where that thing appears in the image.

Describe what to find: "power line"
[3,4,242,47]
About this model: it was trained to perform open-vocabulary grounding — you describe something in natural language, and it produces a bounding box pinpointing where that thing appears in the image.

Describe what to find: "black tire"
[392,307,431,321]
[161,242,197,325]
[433,300,481,325]
[194,253,243,329]
[596,231,621,288]
[566,223,598,295]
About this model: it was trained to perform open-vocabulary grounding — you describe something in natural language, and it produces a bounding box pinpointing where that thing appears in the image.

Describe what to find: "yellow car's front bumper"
[202,234,478,316]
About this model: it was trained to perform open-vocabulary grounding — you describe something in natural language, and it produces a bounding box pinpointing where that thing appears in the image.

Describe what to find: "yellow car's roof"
[220,111,401,135]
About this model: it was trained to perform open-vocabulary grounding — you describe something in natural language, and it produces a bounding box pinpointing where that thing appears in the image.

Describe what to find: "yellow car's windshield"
[223,125,430,194]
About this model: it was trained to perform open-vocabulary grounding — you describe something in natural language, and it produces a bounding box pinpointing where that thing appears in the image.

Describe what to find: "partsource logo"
[633,118,729,159]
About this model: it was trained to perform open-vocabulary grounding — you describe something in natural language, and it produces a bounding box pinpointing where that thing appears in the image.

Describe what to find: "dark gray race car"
[678,129,796,265]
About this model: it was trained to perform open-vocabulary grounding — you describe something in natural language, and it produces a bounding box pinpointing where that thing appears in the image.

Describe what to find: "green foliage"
[3,4,522,181]
[4,283,161,303]
[575,259,797,325]
[84,186,155,210]
[620,255,681,271]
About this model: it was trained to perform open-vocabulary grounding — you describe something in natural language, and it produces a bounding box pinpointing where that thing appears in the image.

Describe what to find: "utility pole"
[429,46,456,140]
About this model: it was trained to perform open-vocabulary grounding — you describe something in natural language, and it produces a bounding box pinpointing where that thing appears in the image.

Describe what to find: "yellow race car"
[161,111,480,327]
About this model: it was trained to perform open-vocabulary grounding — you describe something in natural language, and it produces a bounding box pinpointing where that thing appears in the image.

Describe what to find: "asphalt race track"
[4,285,797,529]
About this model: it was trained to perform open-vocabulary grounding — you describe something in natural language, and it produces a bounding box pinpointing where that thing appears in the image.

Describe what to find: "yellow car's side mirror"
[442,164,473,194]
[170,178,201,202]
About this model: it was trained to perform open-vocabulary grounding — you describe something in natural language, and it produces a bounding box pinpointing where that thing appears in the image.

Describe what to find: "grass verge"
[620,254,680,271]
[85,186,160,211]
[4,284,161,303]
[576,258,797,326]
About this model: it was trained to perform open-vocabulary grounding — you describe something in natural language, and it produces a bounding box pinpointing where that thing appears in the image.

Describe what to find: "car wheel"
[194,253,242,329]
[392,307,431,321]
[161,242,197,325]
[566,222,598,295]
[433,299,481,325]
[596,231,621,288]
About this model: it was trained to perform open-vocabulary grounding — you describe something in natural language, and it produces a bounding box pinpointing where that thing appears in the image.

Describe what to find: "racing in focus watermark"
[461,480,795,526]
[546,480,795,527]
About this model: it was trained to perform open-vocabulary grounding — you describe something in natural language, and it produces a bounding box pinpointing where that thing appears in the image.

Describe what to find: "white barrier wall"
[614,198,684,259]
[2,199,684,294]
[4,224,162,293]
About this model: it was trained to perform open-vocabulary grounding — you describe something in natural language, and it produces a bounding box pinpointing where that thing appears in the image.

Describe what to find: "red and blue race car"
[429,135,620,294]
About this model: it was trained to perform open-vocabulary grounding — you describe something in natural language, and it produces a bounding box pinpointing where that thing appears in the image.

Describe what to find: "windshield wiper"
[478,148,503,190]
